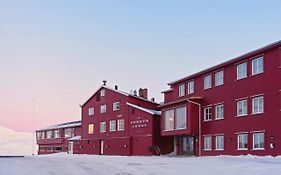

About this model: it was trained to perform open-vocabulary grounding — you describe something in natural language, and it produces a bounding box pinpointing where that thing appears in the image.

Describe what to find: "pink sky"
[1,1,280,132]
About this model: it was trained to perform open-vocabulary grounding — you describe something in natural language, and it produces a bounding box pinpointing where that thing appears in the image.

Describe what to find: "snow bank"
[0,125,37,156]
[0,153,280,175]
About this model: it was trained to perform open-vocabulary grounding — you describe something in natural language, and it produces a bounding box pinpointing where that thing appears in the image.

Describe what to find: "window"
[252,96,264,114]
[113,102,120,111]
[253,132,265,150]
[252,57,264,75]
[88,107,94,116]
[237,62,247,80]
[54,130,60,138]
[175,107,187,130]
[46,131,53,139]
[204,136,212,150]
[88,124,94,134]
[164,109,174,130]
[117,119,125,131]
[179,84,185,97]
[215,71,224,86]
[41,132,45,139]
[204,75,212,90]
[237,134,248,150]
[100,122,106,133]
[110,120,117,132]
[100,104,107,113]
[64,128,74,138]
[237,99,248,116]
[204,107,212,121]
[187,81,194,94]
[215,104,224,120]
[36,132,42,140]
[215,135,224,150]
[100,89,105,97]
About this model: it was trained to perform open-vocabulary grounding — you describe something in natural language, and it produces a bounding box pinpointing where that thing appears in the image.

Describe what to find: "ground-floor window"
[237,133,248,150]
[204,136,212,151]
[215,135,224,150]
[253,132,265,150]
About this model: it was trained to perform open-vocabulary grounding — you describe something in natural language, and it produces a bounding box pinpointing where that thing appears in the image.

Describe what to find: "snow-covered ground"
[0,125,36,155]
[0,153,281,175]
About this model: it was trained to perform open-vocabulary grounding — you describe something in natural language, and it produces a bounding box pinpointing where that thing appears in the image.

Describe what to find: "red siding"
[161,44,281,156]
[80,87,168,156]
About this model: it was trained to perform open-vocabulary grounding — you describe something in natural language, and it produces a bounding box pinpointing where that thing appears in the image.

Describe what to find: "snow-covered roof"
[36,121,81,132]
[81,85,159,106]
[68,136,81,141]
[126,102,161,115]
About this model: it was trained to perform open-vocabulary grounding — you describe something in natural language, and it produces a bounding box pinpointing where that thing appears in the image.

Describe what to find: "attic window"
[101,89,106,97]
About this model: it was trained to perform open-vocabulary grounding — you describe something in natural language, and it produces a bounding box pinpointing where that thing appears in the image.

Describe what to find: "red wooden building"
[36,121,81,155]
[160,41,281,156]
[75,84,172,156]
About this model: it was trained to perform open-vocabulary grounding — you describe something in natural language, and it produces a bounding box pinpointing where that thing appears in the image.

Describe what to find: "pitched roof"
[36,121,81,132]
[81,85,159,106]
[168,40,281,85]
[126,102,161,115]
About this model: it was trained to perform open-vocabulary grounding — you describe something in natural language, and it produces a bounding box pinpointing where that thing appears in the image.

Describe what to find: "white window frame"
[179,84,185,97]
[252,96,264,114]
[54,130,60,139]
[204,74,212,90]
[100,122,106,133]
[88,107,94,116]
[113,101,120,111]
[100,104,107,114]
[109,120,117,132]
[215,71,224,86]
[117,119,125,131]
[187,80,194,94]
[100,89,106,97]
[237,99,248,116]
[204,136,212,151]
[237,133,248,150]
[215,135,224,151]
[252,57,264,75]
[215,104,224,120]
[253,132,265,150]
[204,107,212,121]
[237,62,247,80]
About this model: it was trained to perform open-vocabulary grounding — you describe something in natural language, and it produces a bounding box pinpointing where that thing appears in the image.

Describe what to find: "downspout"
[187,100,202,157]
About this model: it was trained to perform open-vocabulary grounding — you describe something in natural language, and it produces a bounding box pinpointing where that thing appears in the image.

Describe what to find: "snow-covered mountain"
[0,126,37,155]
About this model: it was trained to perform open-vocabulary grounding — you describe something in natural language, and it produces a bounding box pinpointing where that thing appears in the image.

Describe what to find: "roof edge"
[168,40,281,85]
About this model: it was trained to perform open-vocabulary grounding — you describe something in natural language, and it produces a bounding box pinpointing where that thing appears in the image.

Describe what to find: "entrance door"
[68,142,74,154]
[176,136,194,155]
[182,136,194,155]
[100,140,104,155]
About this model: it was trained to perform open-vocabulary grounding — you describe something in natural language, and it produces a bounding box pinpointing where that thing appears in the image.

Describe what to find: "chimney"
[103,80,107,86]
[139,88,148,99]
[151,98,155,102]
[115,85,118,90]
